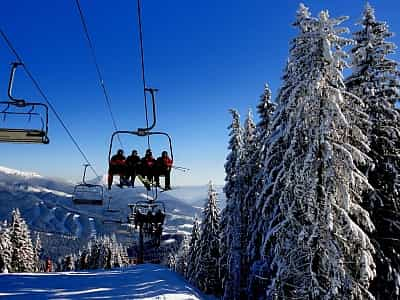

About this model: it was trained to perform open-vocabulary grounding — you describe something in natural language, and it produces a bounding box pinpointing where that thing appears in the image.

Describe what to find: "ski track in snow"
[0,264,210,300]
[88,217,96,239]
[73,214,83,237]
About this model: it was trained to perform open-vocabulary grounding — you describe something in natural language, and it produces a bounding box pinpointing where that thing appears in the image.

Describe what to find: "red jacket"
[157,156,173,169]
[163,157,173,168]
[143,155,156,168]
[110,154,126,166]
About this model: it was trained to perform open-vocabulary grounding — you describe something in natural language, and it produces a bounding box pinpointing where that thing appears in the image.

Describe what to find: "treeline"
[0,208,130,273]
[171,3,400,299]
[56,235,130,272]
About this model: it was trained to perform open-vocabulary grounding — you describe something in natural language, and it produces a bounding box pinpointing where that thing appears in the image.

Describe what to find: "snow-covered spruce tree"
[88,239,100,269]
[246,5,317,296]
[10,209,35,272]
[110,234,123,268]
[176,235,190,276]
[246,7,317,290]
[220,109,243,298]
[224,109,259,299]
[248,7,377,300]
[346,4,400,298]
[186,217,201,284]
[119,243,129,266]
[0,221,12,273]
[63,254,75,271]
[98,236,113,270]
[256,84,276,145]
[197,181,221,295]
[167,253,177,271]
[242,109,258,186]
[33,233,42,272]
[243,84,276,294]
[78,249,89,270]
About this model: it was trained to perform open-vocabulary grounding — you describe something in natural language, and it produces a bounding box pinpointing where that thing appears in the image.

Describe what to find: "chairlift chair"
[128,200,166,235]
[0,62,49,144]
[73,164,104,205]
[108,129,174,194]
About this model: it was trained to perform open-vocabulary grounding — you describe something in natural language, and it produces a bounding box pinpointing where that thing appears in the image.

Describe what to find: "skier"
[45,257,52,272]
[155,151,173,190]
[126,150,141,188]
[108,149,127,190]
[141,149,156,185]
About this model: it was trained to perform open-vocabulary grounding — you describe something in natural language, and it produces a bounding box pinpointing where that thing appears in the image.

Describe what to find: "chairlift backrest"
[73,183,104,205]
[73,164,104,205]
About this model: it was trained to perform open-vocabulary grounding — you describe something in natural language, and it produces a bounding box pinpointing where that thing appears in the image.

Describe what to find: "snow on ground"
[0,264,210,299]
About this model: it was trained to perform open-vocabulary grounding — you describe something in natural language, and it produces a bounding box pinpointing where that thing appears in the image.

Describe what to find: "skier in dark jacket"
[155,150,173,190]
[108,149,127,190]
[126,150,141,187]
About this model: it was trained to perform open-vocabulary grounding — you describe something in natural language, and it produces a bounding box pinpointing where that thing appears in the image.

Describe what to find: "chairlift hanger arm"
[82,163,90,184]
[138,87,158,132]
[8,62,25,105]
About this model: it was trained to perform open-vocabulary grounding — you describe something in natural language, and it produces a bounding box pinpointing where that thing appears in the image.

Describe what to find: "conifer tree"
[79,249,89,270]
[243,85,276,295]
[248,6,376,299]
[346,3,400,298]
[247,5,319,291]
[111,234,123,268]
[0,221,12,273]
[10,209,35,272]
[88,239,100,269]
[224,109,258,299]
[98,236,113,269]
[176,235,190,276]
[186,217,201,284]
[33,233,42,272]
[167,253,177,271]
[63,254,75,271]
[220,109,242,295]
[256,84,276,145]
[197,181,221,295]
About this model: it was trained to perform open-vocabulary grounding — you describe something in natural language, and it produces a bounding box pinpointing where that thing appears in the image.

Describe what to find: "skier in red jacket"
[155,151,173,190]
[108,149,127,190]
[141,149,156,185]
[45,257,52,272]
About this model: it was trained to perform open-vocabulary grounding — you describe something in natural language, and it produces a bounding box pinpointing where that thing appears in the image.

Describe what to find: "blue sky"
[1,0,399,185]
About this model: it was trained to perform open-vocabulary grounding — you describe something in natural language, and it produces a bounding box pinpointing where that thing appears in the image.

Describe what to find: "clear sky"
[1,0,399,185]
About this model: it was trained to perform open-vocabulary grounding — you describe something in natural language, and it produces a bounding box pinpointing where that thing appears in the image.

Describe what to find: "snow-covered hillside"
[0,264,210,299]
[0,166,207,257]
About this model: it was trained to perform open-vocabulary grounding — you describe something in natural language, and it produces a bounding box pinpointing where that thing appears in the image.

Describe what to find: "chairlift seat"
[73,183,104,206]
[0,128,49,144]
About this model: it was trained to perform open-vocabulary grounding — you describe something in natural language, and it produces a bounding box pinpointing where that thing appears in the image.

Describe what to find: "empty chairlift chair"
[0,62,49,144]
[73,164,104,205]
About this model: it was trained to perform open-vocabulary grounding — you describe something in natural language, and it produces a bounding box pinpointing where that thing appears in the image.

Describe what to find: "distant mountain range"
[0,166,225,258]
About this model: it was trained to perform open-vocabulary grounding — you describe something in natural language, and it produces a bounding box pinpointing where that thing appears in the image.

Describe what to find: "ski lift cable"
[74,0,123,149]
[137,0,150,149]
[0,28,100,178]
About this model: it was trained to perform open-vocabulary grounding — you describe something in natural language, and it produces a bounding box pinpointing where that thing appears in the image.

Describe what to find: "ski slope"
[0,264,209,299]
